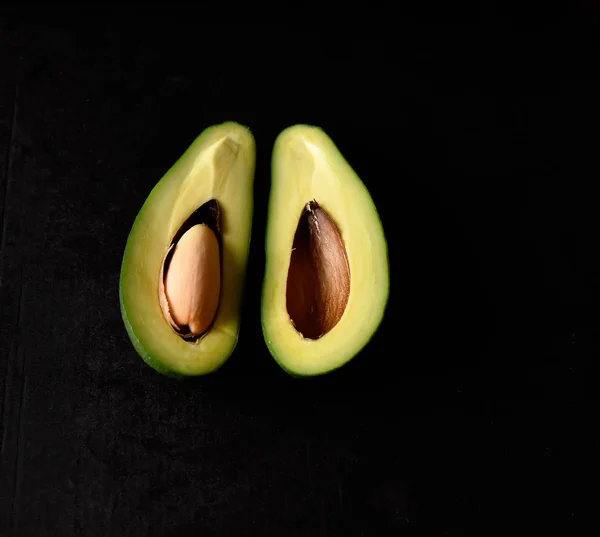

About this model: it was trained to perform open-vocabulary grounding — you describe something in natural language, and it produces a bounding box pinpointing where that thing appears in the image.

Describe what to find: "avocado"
[119,122,255,377]
[261,125,389,376]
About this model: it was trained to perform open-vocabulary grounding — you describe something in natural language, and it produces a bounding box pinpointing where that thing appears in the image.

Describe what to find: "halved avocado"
[261,125,389,376]
[120,121,255,377]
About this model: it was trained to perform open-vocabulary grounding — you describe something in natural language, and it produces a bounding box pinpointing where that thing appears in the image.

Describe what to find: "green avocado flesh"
[261,125,389,377]
[120,122,255,377]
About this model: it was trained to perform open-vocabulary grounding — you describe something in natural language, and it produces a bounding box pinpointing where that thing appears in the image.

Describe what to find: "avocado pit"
[286,200,351,339]
[159,199,222,340]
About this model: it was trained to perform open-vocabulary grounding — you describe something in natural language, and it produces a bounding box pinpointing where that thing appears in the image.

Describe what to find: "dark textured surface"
[0,10,599,537]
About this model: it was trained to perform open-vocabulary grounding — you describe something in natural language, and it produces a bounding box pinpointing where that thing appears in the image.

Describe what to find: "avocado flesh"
[120,122,255,377]
[262,125,389,376]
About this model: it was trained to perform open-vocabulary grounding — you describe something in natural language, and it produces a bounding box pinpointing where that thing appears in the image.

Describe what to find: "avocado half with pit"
[261,125,389,376]
[120,122,255,377]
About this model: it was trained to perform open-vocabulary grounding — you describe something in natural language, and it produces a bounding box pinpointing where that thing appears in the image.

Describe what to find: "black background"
[1,7,599,537]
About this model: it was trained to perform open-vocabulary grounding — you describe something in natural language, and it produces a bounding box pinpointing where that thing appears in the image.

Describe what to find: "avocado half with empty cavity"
[120,121,255,377]
[261,125,389,376]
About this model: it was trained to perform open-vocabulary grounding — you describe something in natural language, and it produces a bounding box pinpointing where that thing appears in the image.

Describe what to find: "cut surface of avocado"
[262,125,389,376]
[120,122,255,377]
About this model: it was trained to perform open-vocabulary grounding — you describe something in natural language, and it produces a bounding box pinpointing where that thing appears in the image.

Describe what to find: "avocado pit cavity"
[286,200,350,339]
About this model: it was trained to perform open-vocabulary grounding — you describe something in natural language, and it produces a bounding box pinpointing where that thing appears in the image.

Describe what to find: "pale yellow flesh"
[263,125,389,375]
[121,123,255,375]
